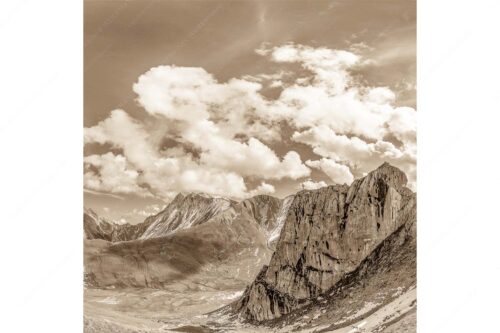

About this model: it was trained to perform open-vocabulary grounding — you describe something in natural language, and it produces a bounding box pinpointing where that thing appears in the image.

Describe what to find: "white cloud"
[266,43,359,95]
[241,71,289,85]
[131,204,163,217]
[305,159,354,185]
[255,43,416,187]
[293,125,416,188]
[132,66,214,122]
[258,43,417,144]
[183,120,310,180]
[133,65,279,142]
[84,43,416,198]
[249,182,276,197]
[84,116,252,199]
[300,179,328,190]
[84,153,151,197]
[84,109,307,200]
[84,109,160,172]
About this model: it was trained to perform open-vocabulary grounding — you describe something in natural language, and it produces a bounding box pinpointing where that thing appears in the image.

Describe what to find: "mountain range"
[84,162,416,332]
[84,191,293,289]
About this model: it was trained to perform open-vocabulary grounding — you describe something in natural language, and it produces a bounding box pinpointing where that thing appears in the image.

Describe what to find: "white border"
[0,0,82,331]
[418,0,500,331]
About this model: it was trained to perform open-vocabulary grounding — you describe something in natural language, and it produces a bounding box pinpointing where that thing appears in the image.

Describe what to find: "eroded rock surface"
[140,193,237,239]
[84,208,154,242]
[238,195,294,249]
[235,162,416,322]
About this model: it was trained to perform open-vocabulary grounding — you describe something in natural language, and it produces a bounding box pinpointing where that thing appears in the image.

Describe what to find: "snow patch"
[267,195,294,245]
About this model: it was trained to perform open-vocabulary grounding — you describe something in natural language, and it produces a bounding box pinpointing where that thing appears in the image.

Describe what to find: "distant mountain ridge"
[84,192,296,289]
[85,192,296,247]
[139,193,237,239]
[84,162,416,331]
[84,208,153,242]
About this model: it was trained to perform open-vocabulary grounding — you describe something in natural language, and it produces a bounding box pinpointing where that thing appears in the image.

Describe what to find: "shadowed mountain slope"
[84,193,295,289]
[84,211,272,289]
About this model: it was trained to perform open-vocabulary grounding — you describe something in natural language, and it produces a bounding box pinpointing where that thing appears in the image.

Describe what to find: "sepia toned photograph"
[6,0,500,332]
[83,0,416,332]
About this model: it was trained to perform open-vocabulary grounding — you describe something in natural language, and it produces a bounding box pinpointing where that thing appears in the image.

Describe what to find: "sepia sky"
[84,0,416,224]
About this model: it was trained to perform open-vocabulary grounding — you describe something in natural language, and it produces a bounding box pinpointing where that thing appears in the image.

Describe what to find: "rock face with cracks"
[235,162,416,322]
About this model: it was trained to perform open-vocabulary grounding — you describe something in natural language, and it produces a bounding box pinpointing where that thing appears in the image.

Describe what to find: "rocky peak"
[370,162,408,188]
[139,192,236,239]
[170,192,186,204]
[234,163,416,322]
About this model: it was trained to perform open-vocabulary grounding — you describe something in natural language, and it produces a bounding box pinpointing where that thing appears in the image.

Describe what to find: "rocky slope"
[140,193,238,239]
[85,192,295,246]
[84,208,153,242]
[139,193,295,244]
[84,193,295,289]
[234,162,416,322]
[237,195,294,249]
[84,212,272,289]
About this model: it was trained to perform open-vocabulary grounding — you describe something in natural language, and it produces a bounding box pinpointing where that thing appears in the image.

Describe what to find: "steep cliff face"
[263,196,416,331]
[140,193,237,239]
[235,162,416,322]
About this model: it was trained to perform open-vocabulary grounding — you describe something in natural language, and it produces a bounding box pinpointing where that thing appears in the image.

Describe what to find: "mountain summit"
[140,193,237,239]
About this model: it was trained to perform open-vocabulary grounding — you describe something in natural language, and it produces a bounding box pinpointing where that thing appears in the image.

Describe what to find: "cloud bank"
[84,43,416,200]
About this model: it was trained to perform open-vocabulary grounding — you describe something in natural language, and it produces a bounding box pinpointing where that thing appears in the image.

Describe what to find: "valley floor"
[84,286,242,333]
[84,286,415,333]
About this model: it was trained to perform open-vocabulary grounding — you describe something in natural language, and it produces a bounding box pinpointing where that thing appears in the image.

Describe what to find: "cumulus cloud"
[85,110,159,172]
[245,44,416,148]
[293,125,416,188]
[85,66,311,199]
[133,65,279,142]
[181,120,310,180]
[267,43,359,95]
[261,43,417,187]
[249,182,276,197]
[85,113,252,199]
[300,179,328,191]
[84,153,151,197]
[305,159,354,185]
[84,43,416,199]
